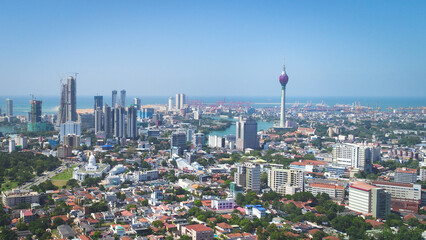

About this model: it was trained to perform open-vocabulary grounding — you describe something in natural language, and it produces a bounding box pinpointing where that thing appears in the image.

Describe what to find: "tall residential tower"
[58,76,77,125]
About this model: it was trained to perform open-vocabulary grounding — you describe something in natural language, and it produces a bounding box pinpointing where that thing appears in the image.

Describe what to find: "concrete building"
[348,182,391,219]
[127,106,138,139]
[236,117,258,151]
[60,121,81,142]
[372,180,421,213]
[268,168,304,193]
[332,143,374,173]
[5,98,13,116]
[234,163,261,193]
[181,224,214,240]
[171,133,187,155]
[63,134,81,149]
[58,76,77,125]
[192,133,205,148]
[208,135,225,148]
[168,97,174,111]
[211,198,234,211]
[245,205,266,219]
[103,104,113,137]
[2,190,40,208]
[307,183,345,201]
[8,139,15,153]
[94,107,103,134]
[394,167,417,183]
[133,97,141,110]
[73,154,110,181]
[113,107,126,138]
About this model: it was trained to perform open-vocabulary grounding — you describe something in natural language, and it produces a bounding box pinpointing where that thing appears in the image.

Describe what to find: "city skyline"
[0,1,425,97]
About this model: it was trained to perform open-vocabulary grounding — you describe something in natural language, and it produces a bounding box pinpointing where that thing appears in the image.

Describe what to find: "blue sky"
[0,0,425,97]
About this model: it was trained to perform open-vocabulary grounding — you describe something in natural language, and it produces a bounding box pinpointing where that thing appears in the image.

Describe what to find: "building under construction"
[57,76,77,126]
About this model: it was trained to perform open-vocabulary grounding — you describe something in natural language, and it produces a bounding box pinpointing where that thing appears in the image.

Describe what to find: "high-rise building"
[268,168,304,194]
[60,121,81,142]
[168,97,174,111]
[58,76,77,125]
[120,89,126,107]
[133,98,141,110]
[63,134,81,149]
[112,90,118,107]
[5,98,13,116]
[127,106,138,139]
[171,133,187,155]
[234,163,261,193]
[348,182,391,219]
[94,107,103,134]
[278,64,289,128]
[175,93,186,109]
[30,100,42,123]
[192,133,205,147]
[236,117,259,151]
[332,143,373,173]
[94,96,103,111]
[103,104,113,137]
[113,106,126,138]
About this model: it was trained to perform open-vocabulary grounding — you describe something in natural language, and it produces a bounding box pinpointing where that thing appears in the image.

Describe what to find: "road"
[19,163,68,190]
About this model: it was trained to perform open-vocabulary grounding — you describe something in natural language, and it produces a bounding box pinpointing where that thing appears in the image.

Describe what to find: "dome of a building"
[88,154,96,166]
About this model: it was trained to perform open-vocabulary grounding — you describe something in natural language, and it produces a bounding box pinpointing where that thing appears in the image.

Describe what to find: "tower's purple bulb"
[279,65,289,86]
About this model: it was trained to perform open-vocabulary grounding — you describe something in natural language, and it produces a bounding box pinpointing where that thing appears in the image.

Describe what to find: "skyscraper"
[5,99,13,116]
[168,97,174,111]
[175,93,186,109]
[127,106,138,139]
[58,76,77,124]
[94,96,103,111]
[30,100,42,123]
[236,116,259,151]
[133,98,141,110]
[94,107,103,134]
[112,90,117,107]
[120,90,126,107]
[103,104,112,137]
[279,64,289,128]
[113,106,126,138]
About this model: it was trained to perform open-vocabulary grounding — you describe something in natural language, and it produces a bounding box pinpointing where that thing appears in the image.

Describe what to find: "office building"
[120,89,126,107]
[332,143,374,173]
[168,97,174,111]
[211,198,234,210]
[127,106,138,139]
[113,107,126,138]
[103,104,112,137]
[372,180,421,213]
[133,97,141,110]
[141,108,154,119]
[94,95,103,111]
[5,98,13,116]
[60,121,81,142]
[278,64,289,128]
[234,163,261,193]
[192,133,205,148]
[268,168,304,194]
[112,90,117,107]
[94,107,103,134]
[2,190,40,208]
[394,167,417,183]
[348,182,391,219]
[171,133,187,155]
[236,117,259,151]
[175,93,186,110]
[78,113,95,130]
[29,100,42,123]
[58,76,77,125]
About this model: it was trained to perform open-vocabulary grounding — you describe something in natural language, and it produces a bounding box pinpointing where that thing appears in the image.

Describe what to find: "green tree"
[194,199,202,207]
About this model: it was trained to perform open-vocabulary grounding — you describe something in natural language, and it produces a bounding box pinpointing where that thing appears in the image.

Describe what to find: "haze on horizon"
[0,0,425,98]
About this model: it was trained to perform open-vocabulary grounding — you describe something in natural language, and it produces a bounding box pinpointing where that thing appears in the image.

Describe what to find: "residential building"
[58,76,77,125]
[307,183,345,201]
[120,89,126,107]
[94,95,103,110]
[5,98,13,116]
[112,90,117,107]
[211,198,234,211]
[268,168,304,193]
[127,106,137,139]
[332,143,374,173]
[2,190,40,208]
[181,224,214,240]
[234,163,261,193]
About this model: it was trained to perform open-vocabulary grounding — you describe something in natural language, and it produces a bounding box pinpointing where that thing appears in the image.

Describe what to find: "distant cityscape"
[0,63,424,240]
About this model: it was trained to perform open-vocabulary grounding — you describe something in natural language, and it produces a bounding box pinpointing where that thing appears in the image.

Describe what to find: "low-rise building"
[2,190,40,208]
[181,224,214,240]
[307,183,345,201]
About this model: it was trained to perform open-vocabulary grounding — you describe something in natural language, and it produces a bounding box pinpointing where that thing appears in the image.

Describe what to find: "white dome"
[88,154,96,166]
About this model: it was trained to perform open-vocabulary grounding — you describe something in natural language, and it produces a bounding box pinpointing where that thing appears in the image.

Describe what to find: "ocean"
[0,95,424,116]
